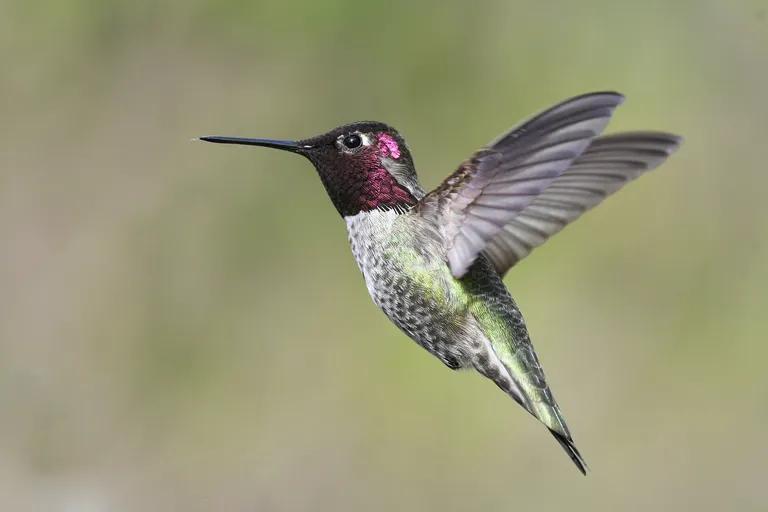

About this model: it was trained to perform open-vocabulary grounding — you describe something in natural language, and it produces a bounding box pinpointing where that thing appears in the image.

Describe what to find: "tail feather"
[550,429,588,475]
[468,293,589,475]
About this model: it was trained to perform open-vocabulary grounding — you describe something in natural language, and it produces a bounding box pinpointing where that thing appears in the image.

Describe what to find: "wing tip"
[665,133,684,151]
[570,90,626,106]
[593,131,684,154]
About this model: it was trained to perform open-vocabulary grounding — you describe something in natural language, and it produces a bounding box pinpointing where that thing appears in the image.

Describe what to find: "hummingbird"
[200,92,681,474]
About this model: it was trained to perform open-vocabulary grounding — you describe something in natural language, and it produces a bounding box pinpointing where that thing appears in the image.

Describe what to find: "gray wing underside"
[418,92,626,278]
[482,131,682,275]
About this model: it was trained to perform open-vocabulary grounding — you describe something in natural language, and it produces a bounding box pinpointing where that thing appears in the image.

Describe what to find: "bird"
[200,92,682,474]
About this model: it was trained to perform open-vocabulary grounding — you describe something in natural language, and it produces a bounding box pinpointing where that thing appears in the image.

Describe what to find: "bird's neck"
[323,165,417,217]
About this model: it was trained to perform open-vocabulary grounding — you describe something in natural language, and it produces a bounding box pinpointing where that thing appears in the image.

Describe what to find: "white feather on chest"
[344,209,400,273]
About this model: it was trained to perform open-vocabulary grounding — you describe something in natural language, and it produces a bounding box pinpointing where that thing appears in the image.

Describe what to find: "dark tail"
[550,430,588,475]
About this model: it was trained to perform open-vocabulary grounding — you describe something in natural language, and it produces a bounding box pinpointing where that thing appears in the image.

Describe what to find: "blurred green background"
[2,0,767,510]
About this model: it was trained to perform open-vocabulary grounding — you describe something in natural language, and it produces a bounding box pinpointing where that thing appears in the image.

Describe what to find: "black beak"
[198,136,311,153]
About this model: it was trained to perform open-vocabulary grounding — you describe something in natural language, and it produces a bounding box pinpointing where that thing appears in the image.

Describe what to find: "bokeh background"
[2,0,767,510]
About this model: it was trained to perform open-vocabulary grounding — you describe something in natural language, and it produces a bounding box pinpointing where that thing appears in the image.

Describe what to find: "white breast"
[344,209,400,274]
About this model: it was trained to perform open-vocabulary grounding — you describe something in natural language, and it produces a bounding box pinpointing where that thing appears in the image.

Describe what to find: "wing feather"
[483,131,683,275]
[418,92,625,278]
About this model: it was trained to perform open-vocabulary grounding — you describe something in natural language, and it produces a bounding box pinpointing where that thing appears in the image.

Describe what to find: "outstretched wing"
[482,132,682,275]
[417,92,625,278]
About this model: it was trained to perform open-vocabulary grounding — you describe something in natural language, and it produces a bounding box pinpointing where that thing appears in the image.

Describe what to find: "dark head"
[200,122,423,217]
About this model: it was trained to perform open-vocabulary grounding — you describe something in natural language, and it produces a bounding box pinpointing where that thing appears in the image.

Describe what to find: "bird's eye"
[342,133,362,149]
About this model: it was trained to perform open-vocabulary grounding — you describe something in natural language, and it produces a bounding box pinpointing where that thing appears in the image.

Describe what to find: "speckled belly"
[344,209,475,369]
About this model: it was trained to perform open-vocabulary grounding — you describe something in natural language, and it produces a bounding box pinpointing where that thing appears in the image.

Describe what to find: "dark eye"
[342,133,362,149]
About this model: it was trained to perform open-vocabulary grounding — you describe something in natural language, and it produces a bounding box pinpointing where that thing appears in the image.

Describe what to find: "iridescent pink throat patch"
[377,133,401,159]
